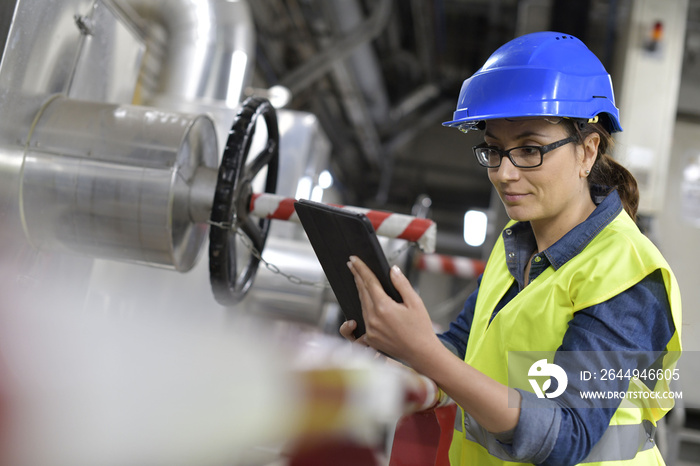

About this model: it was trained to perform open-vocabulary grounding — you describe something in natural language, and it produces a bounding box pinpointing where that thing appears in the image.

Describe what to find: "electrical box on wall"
[614,0,689,215]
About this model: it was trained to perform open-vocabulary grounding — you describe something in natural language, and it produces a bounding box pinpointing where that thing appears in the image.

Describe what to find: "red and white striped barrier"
[415,253,486,280]
[249,193,437,253]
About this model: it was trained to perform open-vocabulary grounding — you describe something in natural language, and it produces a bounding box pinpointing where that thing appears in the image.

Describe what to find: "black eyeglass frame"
[472,136,579,168]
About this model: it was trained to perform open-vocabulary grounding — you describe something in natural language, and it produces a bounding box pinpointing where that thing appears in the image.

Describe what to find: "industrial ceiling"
[244,0,632,257]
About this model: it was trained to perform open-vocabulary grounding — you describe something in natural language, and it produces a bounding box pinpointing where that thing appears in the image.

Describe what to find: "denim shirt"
[439,189,674,466]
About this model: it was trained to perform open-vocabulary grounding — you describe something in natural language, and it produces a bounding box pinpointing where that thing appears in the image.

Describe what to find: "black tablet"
[294,199,403,338]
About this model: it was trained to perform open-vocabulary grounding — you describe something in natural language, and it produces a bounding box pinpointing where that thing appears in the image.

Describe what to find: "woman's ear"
[581,132,600,176]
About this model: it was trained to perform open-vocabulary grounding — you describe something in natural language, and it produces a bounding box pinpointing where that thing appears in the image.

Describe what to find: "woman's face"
[483,118,596,227]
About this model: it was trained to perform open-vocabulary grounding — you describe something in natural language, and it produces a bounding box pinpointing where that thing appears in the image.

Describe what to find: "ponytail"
[566,120,639,222]
[589,152,639,222]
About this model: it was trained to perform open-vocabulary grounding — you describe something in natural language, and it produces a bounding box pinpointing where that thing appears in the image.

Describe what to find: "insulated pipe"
[329,0,391,124]
[14,1,256,274]
[20,96,219,272]
[279,0,393,95]
[249,193,437,253]
[121,0,255,150]
[123,0,255,107]
[414,253,486,280]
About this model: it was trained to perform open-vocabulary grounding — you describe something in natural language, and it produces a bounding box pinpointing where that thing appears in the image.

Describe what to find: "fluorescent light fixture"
[295,176,312,200]
[464,210,487,247]
[226,51,248,107]
[318,170,333,189]
[267,85,292,109]
[311,185,324,202]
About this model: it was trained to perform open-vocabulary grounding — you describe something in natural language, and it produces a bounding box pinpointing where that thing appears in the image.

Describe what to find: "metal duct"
[121,0,255,145]
[20,96,219,271]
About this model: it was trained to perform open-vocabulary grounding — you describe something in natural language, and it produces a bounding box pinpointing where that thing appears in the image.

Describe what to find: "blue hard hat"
[443,31,622,133]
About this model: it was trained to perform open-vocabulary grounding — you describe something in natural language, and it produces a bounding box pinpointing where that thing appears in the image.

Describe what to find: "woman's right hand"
[339,319,360,343]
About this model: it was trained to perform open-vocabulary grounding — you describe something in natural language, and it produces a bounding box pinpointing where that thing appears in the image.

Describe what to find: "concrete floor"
[675,409,700,465]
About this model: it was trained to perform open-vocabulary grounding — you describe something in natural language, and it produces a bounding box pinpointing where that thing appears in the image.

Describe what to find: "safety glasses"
[472,136,578,168]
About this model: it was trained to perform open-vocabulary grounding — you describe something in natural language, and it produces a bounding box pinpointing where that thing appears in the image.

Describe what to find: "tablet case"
[294,199,403,338]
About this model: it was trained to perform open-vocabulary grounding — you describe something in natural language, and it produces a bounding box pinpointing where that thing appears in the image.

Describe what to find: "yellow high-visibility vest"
[449,210,682,466]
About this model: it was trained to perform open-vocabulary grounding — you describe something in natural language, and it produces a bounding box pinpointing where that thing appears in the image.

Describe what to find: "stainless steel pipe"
[20,96,219,271]
[121,0,256,150]
[122,0,255,107]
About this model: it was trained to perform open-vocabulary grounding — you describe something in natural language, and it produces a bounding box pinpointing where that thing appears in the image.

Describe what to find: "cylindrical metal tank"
[20,96,219,271]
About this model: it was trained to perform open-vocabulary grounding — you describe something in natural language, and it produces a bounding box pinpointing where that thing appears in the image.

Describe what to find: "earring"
[585,169,590,175]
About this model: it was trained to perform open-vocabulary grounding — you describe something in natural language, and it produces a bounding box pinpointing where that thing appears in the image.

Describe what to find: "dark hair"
[563,119,639,222]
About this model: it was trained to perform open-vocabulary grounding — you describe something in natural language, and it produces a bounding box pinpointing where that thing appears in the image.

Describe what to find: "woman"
[340,32,682,465]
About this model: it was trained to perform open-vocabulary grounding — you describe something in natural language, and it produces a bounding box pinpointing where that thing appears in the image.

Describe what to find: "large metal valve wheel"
[209,97,280,305]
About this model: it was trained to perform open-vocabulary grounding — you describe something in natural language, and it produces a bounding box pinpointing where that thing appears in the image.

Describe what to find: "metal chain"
[237,224,327,288]
[208,220,416,289]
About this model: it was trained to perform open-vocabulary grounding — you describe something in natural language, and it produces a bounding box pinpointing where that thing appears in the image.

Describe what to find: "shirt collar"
[545,187,622,269]
[503,186,623,273]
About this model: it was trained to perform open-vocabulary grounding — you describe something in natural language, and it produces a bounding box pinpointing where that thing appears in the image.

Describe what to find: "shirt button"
[508,252,515,258]
[534,256,542,263]
[505,229,512,235]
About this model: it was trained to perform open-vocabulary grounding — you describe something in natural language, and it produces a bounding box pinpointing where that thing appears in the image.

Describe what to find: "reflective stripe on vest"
[454,408,656,463]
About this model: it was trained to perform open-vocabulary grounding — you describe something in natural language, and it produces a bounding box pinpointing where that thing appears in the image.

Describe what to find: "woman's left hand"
[346,256,443,371]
